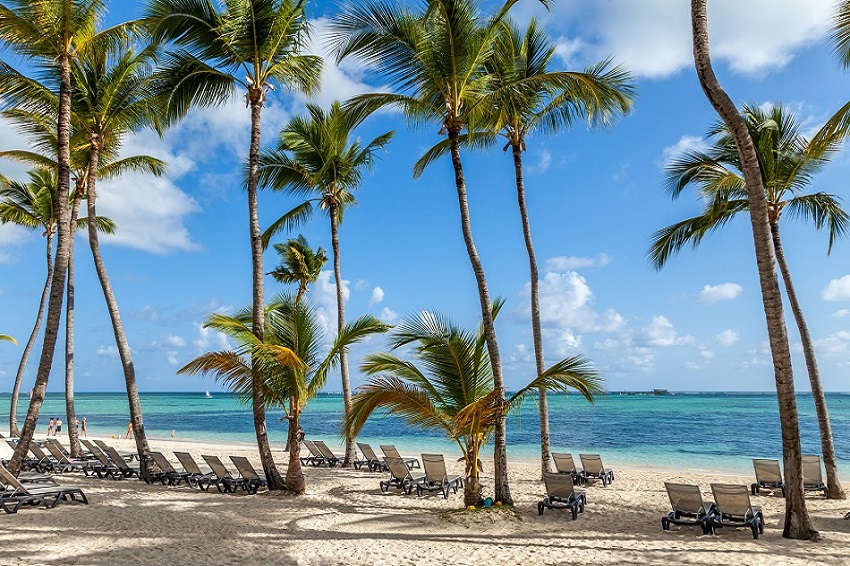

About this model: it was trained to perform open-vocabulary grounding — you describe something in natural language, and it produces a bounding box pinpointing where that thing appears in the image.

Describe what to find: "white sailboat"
[205,390,211,398]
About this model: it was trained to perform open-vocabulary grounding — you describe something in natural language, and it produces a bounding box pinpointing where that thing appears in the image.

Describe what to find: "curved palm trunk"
[448,130,512,505]
[691,0,817,540]
[770,220,845,499]
[65,188,83,457]
[247,94,285,490]
[85,144,150,471]
[511,144,551,476]
[9,55,73,475]
[286,406,306,494]
[8,231,53,437]
[330,201,355,467]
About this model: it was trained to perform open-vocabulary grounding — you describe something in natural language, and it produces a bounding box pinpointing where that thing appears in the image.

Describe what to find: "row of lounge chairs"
[0,463,88,514]
[662,482,764,539]
[751,455,829,498]
[379,454,463,498]
[552,453,615,487]
[146,452,268,495]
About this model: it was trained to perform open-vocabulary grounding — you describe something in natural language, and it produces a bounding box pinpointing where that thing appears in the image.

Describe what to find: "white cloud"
[822,275,850,301]
[166,335,186,348]
[833,309,850,319]
[544,254,611,272]
[533,271,624,333]
[816,331,850,356]
[661,135,709,167]
[0,224,30,262]
[193,324,231,353]
[97,345,119,358]
[527,149,552,174]
[510,343,533,364]
[716,329,740,346]
[379,307,399,323]
[699,347,715,360]
[369,286,385,306]
[641,315,695,347]
[698,282,743,303]
[166,351,179,366]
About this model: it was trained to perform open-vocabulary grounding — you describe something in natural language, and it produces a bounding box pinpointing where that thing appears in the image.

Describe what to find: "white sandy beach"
[3,436,850,566]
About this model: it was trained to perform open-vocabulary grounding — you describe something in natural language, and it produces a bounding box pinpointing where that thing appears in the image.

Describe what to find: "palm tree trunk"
[8,231,53,437]
[691,0,817,540]
[247,93,285,490]
[770,220,845,499]
[286,407,306,494]
[330,200,355,467]
[511,143,551,476]
[65,187,83,457]
[448,130,512,505]
[9,54,73,475]
[85,143,151,471]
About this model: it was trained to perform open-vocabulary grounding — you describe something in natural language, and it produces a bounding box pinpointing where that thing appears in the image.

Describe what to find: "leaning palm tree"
[346,302,602,507]
[269,235,327,305]
[145,0,321,488]
[179,295,390,493]
[650,104,847,501]
[689,0,816,540]
[257,101,393,466]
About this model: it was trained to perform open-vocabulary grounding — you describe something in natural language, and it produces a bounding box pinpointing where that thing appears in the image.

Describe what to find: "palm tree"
[689,0,817,540]
[257,101,393,466]
[179,295,390,493]
[650,104,848,501]
[329,0,549,503]
[145,0,321,488]
[345,302,602,507]
[269,235,327,305]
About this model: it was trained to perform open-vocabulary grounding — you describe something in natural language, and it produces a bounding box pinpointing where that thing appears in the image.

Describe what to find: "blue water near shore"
[2,391,849,476]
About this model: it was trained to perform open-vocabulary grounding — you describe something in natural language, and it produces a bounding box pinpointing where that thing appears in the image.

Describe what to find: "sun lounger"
[538,472,587,519]
[802,455,828,497]
[94,439,137,461]
[174,451,215,490]
[417,454,463,499]
[661,482,715,533]
[0,463,88,514]
[147,452,192,486]
[313,441,342,467]
[43,441,90,474]
[380,445,419,469]
[202,455,251,493]
[355,442,387,472]
[552,453,585,484]
[102,446,141,479]
[4,440,40,472]
[300,440,329,467]
[751,458,785,497]
[229,456,268,495]
[707,483,764,539]
[26,442,59,473]
[579,454,614,486]
[380,457,425,494]
[80,441,124,479]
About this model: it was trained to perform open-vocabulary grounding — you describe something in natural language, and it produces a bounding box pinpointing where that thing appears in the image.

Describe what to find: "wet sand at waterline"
[2,436,849,565]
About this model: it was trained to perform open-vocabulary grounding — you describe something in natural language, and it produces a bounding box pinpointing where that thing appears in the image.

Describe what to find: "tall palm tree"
[269,234,327,305]
[345,302,602,507]
[179,295,390,493]
[690,0,816,540]
[257,101,393,466]
[650,104,848,500]
[145,0,321,488]
[329,0,548,503]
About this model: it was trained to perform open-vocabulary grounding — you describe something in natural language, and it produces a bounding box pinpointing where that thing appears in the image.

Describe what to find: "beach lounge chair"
[380,457,425,495]
[802,455,829,497]
[5,440,40,472]
[552,453,585,484]
[538,472,587,520]
[707,483,764,539]
[301,440,329,467]
[355,442,387,472]
[102,446,141,479]
[380,445,420,469]
[43,441,90,474]
[94,439,136,461]
[147,452,191,486]
[661,482,715,533]
[202,455,250,494]
[579,454,614,486]
[417,454,463,499]
[0,463,88,514]
[26,443,59,473]
[751,459,785,497]
[229,456,268,495]
[174,452,215,490]
[313,441,342,467]
[80,441,124,479]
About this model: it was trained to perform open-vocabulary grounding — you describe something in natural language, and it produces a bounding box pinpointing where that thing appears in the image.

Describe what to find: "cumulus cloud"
[527,149,552,174]
[698,282,743,303]
[833,309,850,319]
[379,307,399,323]
[661,135,710,167]
[533,271,624,333]
[166,351,180,366]
[0,224,30,262]
[816,331,850,356]
[193,324,231,353]
[369,286,385,306]
[166,335,186,348]
[822,275,850,301]
[716,329,740,346]
[641,315,695,347]
[544,254,612,272]
[97,345,119,358]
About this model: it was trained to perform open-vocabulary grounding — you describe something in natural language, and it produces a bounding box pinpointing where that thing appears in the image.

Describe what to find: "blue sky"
[1,0,849,394]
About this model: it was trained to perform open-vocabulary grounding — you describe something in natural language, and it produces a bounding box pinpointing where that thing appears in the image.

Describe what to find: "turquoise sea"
[2,391,849,477]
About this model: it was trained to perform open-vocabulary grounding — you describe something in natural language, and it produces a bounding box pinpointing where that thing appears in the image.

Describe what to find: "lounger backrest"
[202,455,232,479]
[304,440,322,458]
[552,453,577,475]
[753,459,782,484]
[664,482,707,514]
[29,442,51,461]
[711,483,754,518]
[174,452,203,475]
[579,454,605,475]
[543,472,577,500]
[45,442,69,463]
[47,439,71,457]
[94,440,111,451]
[230,456,260,480]
[802,455,823,486]
[104,447,134,471]
[380,445,403,460]
[358,443,379,461]
[422,454,448,483]
[0,463,28,494]
[82,441,112,466]
[148,452,176,474]
[314,441,337,460]
[384,457,411,481]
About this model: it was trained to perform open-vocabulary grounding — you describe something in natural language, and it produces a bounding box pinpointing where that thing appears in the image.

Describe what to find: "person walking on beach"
[55,418,62,435]
[80,417,87,438]
[47,418,54,436]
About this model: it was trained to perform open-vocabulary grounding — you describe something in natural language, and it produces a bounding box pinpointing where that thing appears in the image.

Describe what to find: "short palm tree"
[346,301,602,507]
[650,104,848,500]
[269,234,327,304]
[145,0,321,488]
[179,295,390,493]
[258,101,393,466]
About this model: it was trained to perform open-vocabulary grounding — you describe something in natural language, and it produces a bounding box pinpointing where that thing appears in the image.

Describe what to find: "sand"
[2,436,849,566]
